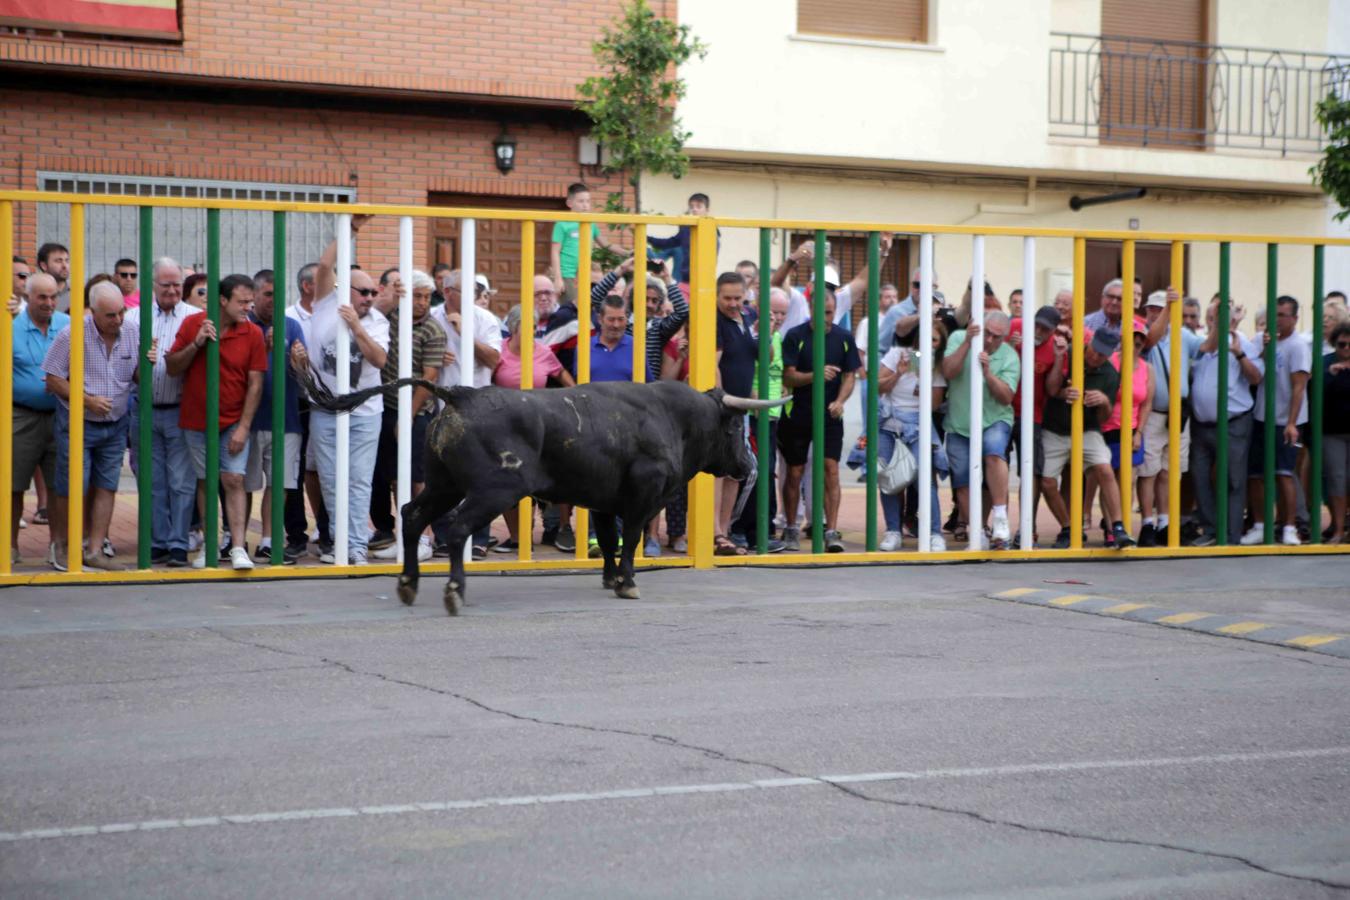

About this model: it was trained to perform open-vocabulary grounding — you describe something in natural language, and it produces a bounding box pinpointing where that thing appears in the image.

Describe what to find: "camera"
[646,256,665,274]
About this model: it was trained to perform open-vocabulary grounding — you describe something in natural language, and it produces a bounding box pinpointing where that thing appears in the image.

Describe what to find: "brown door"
[788,231,909,326]
[427,193,567,319]
[1100,0,1208,149]
[1086,240,1190,313]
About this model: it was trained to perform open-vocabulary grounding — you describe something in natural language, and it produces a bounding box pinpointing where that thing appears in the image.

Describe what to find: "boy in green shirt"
[550,182,618,303]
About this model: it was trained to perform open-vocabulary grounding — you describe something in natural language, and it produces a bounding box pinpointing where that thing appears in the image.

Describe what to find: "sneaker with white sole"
[991,512,1011,545]
[192,552,207,569]
[879,530,902,552]
[927,533,948,552]
[187,530,204,552]
[48,543,68,572]
[1238,523,1265,545]
[1281,524,1301,546]
[372,543,399,559]
[230,547,254,570]
[418,537,434,561]
[102,538,116,559]
[349,551,367,566]
[318,550,336,564]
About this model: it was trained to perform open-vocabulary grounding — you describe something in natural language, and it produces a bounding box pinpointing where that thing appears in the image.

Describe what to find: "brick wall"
[0,0,674,103]
[0,87,628,273]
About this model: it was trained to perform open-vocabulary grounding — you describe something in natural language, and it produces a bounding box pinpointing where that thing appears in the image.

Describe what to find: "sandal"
[33,507,48,525]
[953,524,969,544]
[714,535,748,556]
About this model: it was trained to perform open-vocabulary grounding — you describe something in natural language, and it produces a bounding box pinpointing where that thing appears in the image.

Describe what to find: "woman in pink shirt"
[494,305,575,390]
[1086,316,1155,545]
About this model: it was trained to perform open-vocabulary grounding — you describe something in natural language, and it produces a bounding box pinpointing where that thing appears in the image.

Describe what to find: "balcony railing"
[1049,32,1350,156]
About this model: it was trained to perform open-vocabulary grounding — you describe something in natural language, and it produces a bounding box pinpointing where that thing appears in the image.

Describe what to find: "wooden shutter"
[1099,0,1208,149]
[797,0,926,44]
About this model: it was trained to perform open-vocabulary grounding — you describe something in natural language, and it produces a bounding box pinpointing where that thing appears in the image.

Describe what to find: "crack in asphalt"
[204,625,1349,891]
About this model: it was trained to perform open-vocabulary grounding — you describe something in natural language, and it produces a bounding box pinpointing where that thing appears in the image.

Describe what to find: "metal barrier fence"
[1,191,1347,585]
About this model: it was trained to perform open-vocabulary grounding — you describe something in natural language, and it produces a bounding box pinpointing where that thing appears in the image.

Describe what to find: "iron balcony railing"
[1049,32,1350,156]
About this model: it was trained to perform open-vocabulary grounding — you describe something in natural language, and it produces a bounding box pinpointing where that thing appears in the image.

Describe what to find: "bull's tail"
[297,366,459,413]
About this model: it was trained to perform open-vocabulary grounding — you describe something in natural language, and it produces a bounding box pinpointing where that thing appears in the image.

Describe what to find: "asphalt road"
[2,557,1348,898]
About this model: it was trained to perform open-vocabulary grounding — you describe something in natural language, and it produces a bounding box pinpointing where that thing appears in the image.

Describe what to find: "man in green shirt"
[732,288,789,549]
[940,311,1020,547]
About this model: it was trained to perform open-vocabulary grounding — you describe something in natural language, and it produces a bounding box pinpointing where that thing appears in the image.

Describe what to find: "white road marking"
[3,746,1346,844]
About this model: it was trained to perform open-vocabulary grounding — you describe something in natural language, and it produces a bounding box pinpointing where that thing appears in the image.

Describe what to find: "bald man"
[42,282,155,571]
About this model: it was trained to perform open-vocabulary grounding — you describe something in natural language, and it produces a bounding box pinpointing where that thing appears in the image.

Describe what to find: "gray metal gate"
[36,173,355,306]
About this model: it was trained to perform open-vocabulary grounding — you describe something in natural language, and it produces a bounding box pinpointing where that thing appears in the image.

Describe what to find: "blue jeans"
[945,421,1012,490]
[131,407,196,552]
[310,410,381,556]
[879,416,941,534]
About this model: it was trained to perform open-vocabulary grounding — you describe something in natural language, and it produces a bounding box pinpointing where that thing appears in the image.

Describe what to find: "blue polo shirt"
[13,309,70,410]
[248,312,306,434]
[589,333,634,383]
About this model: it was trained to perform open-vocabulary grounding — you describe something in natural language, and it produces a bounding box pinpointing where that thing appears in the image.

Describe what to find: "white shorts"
[1041,429,1111,479]
[1138,412,1190,477]
[245,431,302,492]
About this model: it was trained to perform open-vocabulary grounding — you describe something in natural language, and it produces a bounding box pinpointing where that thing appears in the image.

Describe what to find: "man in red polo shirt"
[167,274,267,570]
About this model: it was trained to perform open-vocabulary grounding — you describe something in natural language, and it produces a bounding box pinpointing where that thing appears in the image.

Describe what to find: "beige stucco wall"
[644,168,1336,333]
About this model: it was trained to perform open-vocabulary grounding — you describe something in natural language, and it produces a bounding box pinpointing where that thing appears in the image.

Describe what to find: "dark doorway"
[1085,240,1189,314]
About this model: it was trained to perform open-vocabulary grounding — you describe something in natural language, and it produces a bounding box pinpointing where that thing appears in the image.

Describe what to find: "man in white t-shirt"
[291,215,389,565]
[1239,295,1311,546]
[770,234,893,334]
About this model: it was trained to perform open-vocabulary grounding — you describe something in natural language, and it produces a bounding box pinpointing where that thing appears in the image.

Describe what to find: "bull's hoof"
[443,581,463,617]
[614,584,640,600]
[397,576,418,606]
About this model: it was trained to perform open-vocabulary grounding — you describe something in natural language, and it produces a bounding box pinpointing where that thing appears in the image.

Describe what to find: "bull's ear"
[703,387,727,406]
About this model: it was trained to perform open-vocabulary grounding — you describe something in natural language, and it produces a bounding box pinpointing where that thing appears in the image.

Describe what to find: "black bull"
[299,373,786,614]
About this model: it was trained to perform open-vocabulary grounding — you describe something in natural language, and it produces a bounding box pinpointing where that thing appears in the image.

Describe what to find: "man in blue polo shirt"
[589,295,634,383]
[9,272,69,563]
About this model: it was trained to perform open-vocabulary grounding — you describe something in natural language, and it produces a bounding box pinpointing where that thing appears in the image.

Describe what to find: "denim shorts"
[945,420,1012,489]
[1247,422,1304,477]
[186,422,251,478]
[53,406,129,495]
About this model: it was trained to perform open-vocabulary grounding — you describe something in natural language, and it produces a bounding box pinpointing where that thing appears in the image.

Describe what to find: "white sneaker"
[192,552,207,569]
[1238,523,1265,545]
[187,530,204,552]
[230,546,254,570]
[348,551,367,566]
[417,536,433,562]
[991,512,1011,544]
[318,550,336,564]
[1281,524,1301,546]
[372,543,399,560]
[48,543,68,572]
[879,530,902,552]
[18,517,27,529]
[928,533,947,552]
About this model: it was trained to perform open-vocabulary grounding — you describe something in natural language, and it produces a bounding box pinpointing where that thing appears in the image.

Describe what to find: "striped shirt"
[42,320,141,421]
[148,297,193,405]
[381,310,448,411]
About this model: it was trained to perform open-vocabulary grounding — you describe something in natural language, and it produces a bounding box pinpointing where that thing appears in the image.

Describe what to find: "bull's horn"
[722,394,790,411]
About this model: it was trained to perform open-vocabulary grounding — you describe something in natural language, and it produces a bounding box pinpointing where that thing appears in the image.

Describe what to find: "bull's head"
[705,388,790,481]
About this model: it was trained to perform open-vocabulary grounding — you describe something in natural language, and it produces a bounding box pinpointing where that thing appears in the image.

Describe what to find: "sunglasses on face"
[193,287,207,296]
[353,287,379,298]
[16,272,27,280]
[117,271,138,278]
[1337,341,1350,349]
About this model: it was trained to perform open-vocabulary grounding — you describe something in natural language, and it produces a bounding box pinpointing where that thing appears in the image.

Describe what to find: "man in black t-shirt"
[713,272,759,554]
[778,288,861,552]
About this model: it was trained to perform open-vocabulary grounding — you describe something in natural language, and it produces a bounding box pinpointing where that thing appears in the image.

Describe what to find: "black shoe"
[1111,524,1134,549]
[285,540,308,557]
[316,539,334,559]
[282,546,300,565]
[433,542,451,558]
[368,529,396,550]
[1189,532,1216,547]
[167,548,189,567]
[1179,520,1200,543]
[1137,523,1157,547]
[1052,528,1071,550]
[150,547,171,565]
[541,527,558,546]
[471,544,488,561]
[486,536,500,550]
[943,510,960,533]
[492,539,519,554]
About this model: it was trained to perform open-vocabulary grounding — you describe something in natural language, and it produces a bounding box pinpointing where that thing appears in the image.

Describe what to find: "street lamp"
[493,129,517,175]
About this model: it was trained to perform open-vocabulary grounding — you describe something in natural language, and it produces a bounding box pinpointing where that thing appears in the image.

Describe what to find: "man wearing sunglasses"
[114,258,140,308]
[8,255,29,316]
[291,214,389,565]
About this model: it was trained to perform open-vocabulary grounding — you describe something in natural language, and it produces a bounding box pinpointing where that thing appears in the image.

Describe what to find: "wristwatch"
[1235,353,1246,361]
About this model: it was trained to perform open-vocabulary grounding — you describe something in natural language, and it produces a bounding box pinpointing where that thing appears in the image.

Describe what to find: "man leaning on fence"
[42,282,153,571]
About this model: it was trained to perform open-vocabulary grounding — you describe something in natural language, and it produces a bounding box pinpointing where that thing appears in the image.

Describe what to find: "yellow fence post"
[518,220,534,563]
[1167,242,1185,548]
[0,201,11,575]
[688,218,718,569]
[1120,239,1135,534]
[632,223,647,561]
[574,221,592,561]
[67,203,86,573]
[1070,237,1085,550]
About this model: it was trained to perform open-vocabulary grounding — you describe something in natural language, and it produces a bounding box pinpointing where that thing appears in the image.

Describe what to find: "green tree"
[1312,91,1350,221]
[576,0,707,223]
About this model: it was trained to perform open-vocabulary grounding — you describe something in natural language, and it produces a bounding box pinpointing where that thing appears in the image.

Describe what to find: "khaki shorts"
[12,405,56,491]
[1041,429,1111,479]
[245,430,302,492]
[1138,412,1191,477]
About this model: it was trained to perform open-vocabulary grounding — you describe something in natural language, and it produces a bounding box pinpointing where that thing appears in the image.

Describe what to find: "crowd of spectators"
[8,194,1350,568]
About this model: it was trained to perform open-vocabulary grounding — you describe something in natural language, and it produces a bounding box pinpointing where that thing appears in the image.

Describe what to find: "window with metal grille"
[37,173,354,304]
[796,0,927,44]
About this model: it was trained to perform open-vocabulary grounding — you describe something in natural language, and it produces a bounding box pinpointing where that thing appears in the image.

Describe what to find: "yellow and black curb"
[989,587,1350,659]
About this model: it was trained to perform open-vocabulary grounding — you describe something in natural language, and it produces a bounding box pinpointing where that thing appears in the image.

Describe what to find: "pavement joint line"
[4,746,1349,844]
[988,587,1350,659]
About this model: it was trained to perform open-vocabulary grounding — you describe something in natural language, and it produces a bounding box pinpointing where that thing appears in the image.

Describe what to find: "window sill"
[789,33,943,53]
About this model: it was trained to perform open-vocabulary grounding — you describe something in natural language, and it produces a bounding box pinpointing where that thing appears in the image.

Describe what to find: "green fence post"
[136,206,153,570]
[204,209,221,567]
[1310,245,1325,544]
[756,228,771,556]
[811,229,826,554]
[271,211,286,566]
[865,231,879,553]
[1262,244,1278,544]
[1217,242,1231,545]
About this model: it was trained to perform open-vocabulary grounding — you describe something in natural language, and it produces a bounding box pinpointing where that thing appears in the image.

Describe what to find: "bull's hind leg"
[437,492,522,616]
[397,486,460,606]
[614,515,648,600]
[593,513,621,590]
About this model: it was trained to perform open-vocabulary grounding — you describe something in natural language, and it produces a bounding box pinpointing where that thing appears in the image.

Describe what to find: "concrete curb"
[987,587,1350,659]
